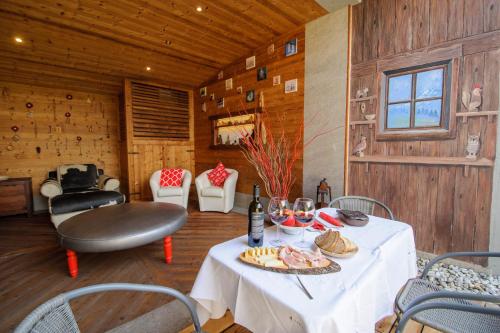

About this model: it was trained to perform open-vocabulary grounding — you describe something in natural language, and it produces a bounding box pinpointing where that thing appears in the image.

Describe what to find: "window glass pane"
[388,74,412,102]
[416,68,443,99]
[415,99,442,127]
[387,103,411,128]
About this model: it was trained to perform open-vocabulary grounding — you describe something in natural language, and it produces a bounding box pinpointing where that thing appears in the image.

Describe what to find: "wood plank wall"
[349,0,500,259]
[0,81,120,205]
[194,27,305,199]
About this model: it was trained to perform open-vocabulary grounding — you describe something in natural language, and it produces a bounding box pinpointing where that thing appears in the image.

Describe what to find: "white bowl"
[279,224,303,235]
[365,114,376,120]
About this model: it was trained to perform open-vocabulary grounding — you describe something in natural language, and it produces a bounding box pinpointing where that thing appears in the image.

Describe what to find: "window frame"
[376,56,459,141]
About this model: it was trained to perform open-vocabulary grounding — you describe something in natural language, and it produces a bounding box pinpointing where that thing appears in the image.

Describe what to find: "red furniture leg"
[66,249,78,278]
[164,236,172,264]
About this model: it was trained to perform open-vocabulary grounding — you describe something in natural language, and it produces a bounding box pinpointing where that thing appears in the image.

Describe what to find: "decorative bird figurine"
[462,83,482,112]
[352,136,367,157]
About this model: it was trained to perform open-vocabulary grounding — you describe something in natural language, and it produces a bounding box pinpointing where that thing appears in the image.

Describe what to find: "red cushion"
[207,162,229,187]
[160,168,184,187]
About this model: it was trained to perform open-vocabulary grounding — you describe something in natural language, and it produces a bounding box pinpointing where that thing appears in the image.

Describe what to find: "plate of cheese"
[314,230,358,258]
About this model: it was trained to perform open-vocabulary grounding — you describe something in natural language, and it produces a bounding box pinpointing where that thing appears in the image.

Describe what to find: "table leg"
[66,249,78,278]
[164,236,172,264]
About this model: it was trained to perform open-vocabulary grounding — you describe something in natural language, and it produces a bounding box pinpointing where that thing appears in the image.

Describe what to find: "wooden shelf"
[350,119,376,129]
[215,121,254,129]
[350,95,377,104]
[350,155,494,176]
[209,144,241,150]
[456,111,498,123]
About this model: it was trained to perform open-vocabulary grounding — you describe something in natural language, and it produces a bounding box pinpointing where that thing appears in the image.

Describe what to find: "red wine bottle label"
[250,212,264,239]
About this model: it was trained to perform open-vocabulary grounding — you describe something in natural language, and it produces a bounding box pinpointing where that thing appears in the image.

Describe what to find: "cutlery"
[295,274,313,300]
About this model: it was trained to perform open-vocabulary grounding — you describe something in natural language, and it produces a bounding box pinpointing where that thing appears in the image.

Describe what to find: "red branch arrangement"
[232,105,332,199]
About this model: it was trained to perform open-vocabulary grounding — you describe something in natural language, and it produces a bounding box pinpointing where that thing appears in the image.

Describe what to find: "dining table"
[190,207,417,333]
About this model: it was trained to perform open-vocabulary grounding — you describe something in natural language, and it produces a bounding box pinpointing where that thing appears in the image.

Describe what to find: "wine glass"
[268,197,290,247]
[293,198,315,248]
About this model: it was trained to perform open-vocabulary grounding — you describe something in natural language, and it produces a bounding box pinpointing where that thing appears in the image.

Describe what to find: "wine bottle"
[248,184,264,247]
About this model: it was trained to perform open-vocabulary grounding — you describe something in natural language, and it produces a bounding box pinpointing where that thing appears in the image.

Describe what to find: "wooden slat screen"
[131,82,190,139]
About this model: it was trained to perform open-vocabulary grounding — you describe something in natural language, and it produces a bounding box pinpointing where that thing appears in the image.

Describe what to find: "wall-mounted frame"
[209,108,262,149]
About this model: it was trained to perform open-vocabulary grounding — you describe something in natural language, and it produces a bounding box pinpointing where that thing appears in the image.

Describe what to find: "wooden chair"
[328,195,395,220]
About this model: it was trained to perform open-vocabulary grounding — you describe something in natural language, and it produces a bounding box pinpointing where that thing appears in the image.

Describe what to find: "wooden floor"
[0,209,438,333]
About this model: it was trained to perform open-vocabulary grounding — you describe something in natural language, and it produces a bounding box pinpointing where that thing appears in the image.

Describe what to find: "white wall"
[303,7,349,202]
[489,76,500,273]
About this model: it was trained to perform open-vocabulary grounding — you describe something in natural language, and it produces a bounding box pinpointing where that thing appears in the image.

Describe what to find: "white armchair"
[195,169,238,213]
[149,169,192,208]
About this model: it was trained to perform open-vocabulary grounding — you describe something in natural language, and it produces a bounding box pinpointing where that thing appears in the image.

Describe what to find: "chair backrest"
[15,283,204,333]
[328,195,394,220]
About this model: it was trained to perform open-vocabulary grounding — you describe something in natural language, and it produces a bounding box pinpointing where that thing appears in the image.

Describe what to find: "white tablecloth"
[190,208,417,333]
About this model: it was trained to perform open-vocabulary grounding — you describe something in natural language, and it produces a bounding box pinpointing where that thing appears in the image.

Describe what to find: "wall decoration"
[258,91,265,108]
[352,136,367,157]
[285,38,298,56]
[201,102,207,112]
[267,43,275,55]
[217,97,224,108]
[465,133,481,160]
[273,75,281,86]
[200,86,207,97]
[210,93,215,101]
[225,78,233,90]
[461,83,482,112]
[217,70,224,80]
[355,88,369,99]
[246,90,255,103]
[246,56,256,70]
[257,67,267,81]
[284,79,298,93]
[360,102,366,113]
[25,102,33,109]
[66,94,73,100]
[236,86,243,94]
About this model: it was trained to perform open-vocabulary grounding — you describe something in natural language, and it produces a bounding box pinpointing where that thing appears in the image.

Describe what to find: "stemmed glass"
[268,197,290,247]
[293,198,315,248]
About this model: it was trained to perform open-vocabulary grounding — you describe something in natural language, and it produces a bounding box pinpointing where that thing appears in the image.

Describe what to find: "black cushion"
[59,164,98,191]
[50,190,125,215]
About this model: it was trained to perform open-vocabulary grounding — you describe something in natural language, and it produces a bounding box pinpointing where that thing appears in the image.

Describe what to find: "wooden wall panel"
[0,81,120,201]
[349,0,499,259]
[194,27,305,199]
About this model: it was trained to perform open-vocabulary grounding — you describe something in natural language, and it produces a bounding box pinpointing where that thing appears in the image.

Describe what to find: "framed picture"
[200,86,207,97]
[284,79,298,93]
[210,93,215,101]
[246,90,255,103]
[236,86,243,94]
[225,78,233,90]
[217,70,224,80]
[257,67,267,81]
[201,102,207,112]
[246,56,256,70]
[285,38,298,57]
[267,43,275,55]
[217,97,224,108]
[273,75,281,86]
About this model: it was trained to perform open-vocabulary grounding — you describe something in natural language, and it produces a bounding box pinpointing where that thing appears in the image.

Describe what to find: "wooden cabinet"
[0,178,33,217]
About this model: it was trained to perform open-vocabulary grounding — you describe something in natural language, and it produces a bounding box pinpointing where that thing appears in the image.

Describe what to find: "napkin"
[312,220,325,231]
[318,212,343,227]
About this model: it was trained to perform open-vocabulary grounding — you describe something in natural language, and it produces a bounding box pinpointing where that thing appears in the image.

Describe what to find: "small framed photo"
[217,97,224,108]
[201,102,207,112]
[285,38,298,57]
[200,86,207,97]
[225,78,233,90]
[257,67,267,81]
[267,43,275,55]
[210,93,215,101]
[217,70,224,80]
[284,79,298,93]
[273,75,281,86]
[246,56,256,70]
[246,90,255,103]
[236,86,243,94]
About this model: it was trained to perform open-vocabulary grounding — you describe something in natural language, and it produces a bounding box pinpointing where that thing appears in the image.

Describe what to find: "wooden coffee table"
[57,202,187,278]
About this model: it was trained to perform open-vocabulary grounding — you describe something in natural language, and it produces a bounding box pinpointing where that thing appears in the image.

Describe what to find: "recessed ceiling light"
[146,66,151,71]
[14,36,23,43]
[196,6,203,12]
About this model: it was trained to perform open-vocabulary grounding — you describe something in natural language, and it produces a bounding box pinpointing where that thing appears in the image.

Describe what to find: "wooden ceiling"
[0,1,327,94]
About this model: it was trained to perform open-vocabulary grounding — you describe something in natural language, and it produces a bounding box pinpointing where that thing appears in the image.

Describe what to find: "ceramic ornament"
[462,83,482,112]
[360,102,366,113]
[465,133,480,160]
[352,136,367,157]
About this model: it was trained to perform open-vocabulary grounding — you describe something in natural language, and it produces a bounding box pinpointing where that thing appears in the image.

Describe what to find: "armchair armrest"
[421,252,500,278]
[223,171,238,191]
[40,179,63,198]
[98,175,120,191]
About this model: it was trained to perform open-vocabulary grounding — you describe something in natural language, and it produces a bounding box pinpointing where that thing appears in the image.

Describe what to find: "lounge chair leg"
[419,325,425,333]
[66,249,78,278]
[164,236,172,264]
[388,314,399,333]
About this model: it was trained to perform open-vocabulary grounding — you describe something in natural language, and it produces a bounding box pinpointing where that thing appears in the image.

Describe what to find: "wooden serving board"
[238,253,341,275]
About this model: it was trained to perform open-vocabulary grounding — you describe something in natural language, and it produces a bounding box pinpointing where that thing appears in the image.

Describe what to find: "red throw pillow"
[207,162,229,187]
[160,168,184,187]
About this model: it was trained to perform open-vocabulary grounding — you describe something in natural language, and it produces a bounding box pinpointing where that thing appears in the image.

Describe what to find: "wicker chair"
[393,251,500,333]
[14,283,204,333]
[328,195,394,220]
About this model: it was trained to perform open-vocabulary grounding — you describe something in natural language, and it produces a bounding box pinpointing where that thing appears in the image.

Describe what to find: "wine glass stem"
[277,223,281,242]
[301,226,305,243]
